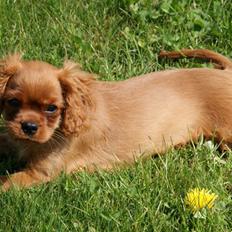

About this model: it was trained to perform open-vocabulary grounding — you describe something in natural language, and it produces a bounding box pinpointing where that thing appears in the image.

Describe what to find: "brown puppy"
[0,49,232,190]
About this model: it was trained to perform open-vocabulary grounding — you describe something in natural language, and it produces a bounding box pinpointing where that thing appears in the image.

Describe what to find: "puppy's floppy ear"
[0,53,22,113]
[58,60,95,136]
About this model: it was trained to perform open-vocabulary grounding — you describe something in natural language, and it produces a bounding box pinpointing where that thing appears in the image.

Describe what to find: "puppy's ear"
[58,61,95,136]
[0,54,22,113]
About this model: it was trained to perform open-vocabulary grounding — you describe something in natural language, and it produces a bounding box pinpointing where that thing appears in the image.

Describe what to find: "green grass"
[0,0,232,231]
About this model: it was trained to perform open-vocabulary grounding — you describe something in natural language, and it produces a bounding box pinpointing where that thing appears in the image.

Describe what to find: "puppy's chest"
[17,147,33,162]
[17,144,49,162]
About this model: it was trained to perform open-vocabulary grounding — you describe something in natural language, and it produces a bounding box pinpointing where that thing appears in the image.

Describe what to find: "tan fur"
[0,49,232,190]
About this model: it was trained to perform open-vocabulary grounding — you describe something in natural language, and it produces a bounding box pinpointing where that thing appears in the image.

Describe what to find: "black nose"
[21,122,38,136]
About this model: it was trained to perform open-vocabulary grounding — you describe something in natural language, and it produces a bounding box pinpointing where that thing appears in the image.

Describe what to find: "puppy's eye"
[7,98,21,108]
[45,104,57,113]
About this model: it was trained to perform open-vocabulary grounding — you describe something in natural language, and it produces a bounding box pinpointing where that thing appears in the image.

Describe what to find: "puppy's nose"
[21,122,38,136]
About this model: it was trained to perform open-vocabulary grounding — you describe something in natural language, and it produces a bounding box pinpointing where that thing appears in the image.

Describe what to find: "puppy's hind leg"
[214,129,232,153]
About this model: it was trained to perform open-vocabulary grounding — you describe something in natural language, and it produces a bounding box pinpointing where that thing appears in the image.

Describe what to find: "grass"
[0,0,232,231]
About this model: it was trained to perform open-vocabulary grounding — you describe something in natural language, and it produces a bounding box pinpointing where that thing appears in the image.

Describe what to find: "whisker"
[53,130,68,144]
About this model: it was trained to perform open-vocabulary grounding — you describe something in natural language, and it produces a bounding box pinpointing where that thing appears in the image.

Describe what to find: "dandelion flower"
[185,188,218,212]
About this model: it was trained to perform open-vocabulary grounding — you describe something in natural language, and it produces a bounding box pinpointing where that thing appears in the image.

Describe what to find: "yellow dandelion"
[185,188,218,212]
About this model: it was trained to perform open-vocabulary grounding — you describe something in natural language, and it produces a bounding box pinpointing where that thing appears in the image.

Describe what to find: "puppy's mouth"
[10,132,51,144]
[16,135,49,144]
[7,122,53,144]
[12,134,52,144]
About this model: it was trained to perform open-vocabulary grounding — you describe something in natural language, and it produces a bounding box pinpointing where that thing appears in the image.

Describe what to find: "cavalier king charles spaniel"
[0,49,232,190]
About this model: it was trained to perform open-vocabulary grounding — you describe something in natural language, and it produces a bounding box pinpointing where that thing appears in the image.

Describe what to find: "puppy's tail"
[159,49,232,70]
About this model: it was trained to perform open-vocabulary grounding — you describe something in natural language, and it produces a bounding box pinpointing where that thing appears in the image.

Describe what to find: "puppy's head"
[0,54,94,144]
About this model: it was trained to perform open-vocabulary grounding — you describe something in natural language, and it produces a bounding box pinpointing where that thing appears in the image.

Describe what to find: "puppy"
[0,49,232,190]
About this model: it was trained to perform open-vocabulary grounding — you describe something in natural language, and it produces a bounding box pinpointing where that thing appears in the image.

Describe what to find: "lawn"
[0,0,232,231]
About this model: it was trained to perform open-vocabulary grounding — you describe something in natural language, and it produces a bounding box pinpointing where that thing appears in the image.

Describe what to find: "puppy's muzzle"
[21,121,38,136]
